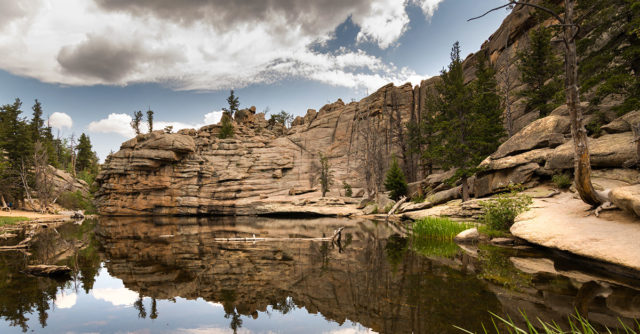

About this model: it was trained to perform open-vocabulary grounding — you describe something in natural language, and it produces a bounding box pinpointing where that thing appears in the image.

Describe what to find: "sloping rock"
[511,192,640,271]
[545,132,636,169]
[610,185,640,217]
[602,110,640,134]
[454,228,479,243]
[49,166,89,195]
[491,116,570,159]
[480,148,553,171]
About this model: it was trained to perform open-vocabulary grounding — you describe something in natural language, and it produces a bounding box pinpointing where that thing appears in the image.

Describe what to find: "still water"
[0,217,638,333]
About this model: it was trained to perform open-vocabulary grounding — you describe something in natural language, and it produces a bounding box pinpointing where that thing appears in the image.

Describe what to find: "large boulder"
[545,132,636,169]
[491,115,570,159]
[474,163,539,197]
[601,110,640,134]
[138,132,196,153]
[610,185,640,217]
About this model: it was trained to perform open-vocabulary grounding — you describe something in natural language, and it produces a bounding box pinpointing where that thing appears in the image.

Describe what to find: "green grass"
[478,225,510,239]
[0,217,30,226]
[412,239,462,258]
[455,311,640,333]
[411,217,474,241]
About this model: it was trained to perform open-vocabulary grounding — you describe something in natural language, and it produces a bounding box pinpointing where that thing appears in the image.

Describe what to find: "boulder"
[426,186,461,206]
[545,132,636,169]
[138,133,196,153]
[291,116,304,127]
[601,110,640,134]
[479,148,553,171]
[454,228,479,243]
[474,163,539,197]
[491,115,570,159]
[609,185,640,217]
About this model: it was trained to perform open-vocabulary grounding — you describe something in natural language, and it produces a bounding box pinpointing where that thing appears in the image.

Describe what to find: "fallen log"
[24,265,72,277]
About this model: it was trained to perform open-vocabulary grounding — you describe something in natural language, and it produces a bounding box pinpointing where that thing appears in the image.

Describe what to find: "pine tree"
[429,43,504,201]
[76,133,97,173]
[146,109,154,133]
[222,90,239,118]
[30,99,44,141]
[518,27,563,117]
[130,110,143,135]
[317,153,333,197]
[384,157,408,201]
[218,112,234,139]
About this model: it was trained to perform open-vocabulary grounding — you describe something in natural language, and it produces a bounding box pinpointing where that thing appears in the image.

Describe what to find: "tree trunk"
[461,176,470,202]
[564,0,601,206]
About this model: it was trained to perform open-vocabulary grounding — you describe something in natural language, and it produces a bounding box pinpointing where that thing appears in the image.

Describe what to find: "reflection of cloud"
[91,287,138,306]
[207,302,223,308]
[54,291,77,309]
[175,327,251,334]
[323,328,377,334]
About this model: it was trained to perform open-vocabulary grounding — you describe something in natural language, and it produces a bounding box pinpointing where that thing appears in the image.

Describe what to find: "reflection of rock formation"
[96,217,500,333]
[95,217,640,333]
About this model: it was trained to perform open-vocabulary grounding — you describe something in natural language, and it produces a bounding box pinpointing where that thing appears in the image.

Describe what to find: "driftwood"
[386,196,407,223]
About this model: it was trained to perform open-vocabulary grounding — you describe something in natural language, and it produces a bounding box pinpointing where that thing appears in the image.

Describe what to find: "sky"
[0,0,509,160]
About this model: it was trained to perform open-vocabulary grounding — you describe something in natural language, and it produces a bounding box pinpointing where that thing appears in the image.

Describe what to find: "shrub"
[0,217,30,226]
[552,173,572,189]
[411,193,425,203]
[384,157,408,201]
[479,190,532,231]
[342,181,352,197]
[58,191,97,214]
[218,112,234,139]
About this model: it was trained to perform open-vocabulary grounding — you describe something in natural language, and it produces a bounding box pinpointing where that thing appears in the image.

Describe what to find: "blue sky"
[0,0,508,160]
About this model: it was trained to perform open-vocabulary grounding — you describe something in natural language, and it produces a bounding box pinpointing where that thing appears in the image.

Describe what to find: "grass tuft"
[0,216,30,226]
[411,217,474,241]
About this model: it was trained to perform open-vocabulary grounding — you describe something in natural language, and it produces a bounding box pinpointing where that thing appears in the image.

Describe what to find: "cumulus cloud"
[92,287,138,307]
[48,112,73,130]
[54,291,77,309]
[0,0,440,92]
[88,111,224,138]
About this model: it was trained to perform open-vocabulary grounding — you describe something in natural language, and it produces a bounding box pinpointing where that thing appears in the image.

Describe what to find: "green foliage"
[218,112,235,139]
[479,189,532,231]
[552,173,572,189]
[411,217,474,241]
[130,110,143,135]
[342,181,352,197]
[0,217,30,226]
[517,27,563,117]
[384,157,408,201]
[222,90,240,117]
[411,193,425,203]
[58,191,97,214]
[76,133,98,173]
[317,153,333,197]
[456,310,640,334]
[477,225,510,239]
[477,244,533,291]
[146,109,154,132]
[268,110,293,128]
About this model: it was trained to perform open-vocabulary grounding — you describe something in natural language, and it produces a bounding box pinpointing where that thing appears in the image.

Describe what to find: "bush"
[58,191,97,214]
[552,173,572,189]
[384,157,408,201]
[479,190,532,231]
[342,181,352,197]
[411,193,425,203]
[218,113,234,139]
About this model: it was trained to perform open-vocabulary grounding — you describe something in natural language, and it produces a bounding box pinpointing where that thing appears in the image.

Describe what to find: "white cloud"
[174,327,251,334]
[88,111,225,138]
[54,291,77,309]
[47,112,73,130]
[88,113,134,138]
[323,328,377,334]
[91,287,138,307]
[0,0,432,92]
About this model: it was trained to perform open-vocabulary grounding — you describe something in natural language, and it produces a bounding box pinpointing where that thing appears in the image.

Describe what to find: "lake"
[0,217,638,333]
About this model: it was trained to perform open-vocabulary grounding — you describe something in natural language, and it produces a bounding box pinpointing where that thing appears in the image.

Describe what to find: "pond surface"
[0,217,639,333]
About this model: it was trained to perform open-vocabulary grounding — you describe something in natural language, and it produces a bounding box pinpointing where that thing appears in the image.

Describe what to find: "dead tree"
[33,142,55,213]
[498,21,516,137]
[357,108,387,197]
[470,0,605,207]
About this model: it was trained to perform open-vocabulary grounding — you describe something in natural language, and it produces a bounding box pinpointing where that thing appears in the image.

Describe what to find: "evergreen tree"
[517,27,563,117]
[222,90,240,117]
[429,43,504,201]
[130,110,143,135]
[0,99,34,201]
[384,157,408,201]
[30,99,44,141]
[76,133,97,173]
[317,153,333,197]
[218,112,234,139]
[146,109,154,132]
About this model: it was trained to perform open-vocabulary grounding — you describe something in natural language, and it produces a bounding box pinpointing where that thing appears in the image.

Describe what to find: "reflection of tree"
[150,298,158,320]
[225,312,243,334]
[134,293,146,319]
[384,234,408,271]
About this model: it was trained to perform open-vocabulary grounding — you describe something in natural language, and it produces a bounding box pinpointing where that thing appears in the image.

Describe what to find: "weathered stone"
[454,228,479,243]
[610,185,640,218]
[490,237,516,245]
[545,132,636,169]
[25,265,72,277]
[492,116,569,159]
[602,110,640,134]
[474,163,539,197]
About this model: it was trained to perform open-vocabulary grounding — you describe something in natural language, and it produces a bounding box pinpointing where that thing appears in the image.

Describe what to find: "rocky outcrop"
[50,166,90,196]
[96,83,420,215]
[610,185,640,217]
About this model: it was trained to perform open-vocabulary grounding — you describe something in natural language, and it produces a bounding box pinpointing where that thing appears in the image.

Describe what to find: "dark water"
[0,217,638,333]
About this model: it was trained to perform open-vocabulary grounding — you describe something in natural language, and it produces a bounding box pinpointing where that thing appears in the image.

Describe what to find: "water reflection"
[0,217,638,333]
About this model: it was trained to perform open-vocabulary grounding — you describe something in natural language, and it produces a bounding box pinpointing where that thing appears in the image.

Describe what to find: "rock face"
[96,84,420,215]
[610,185,640,217]
[50,166,90,196]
